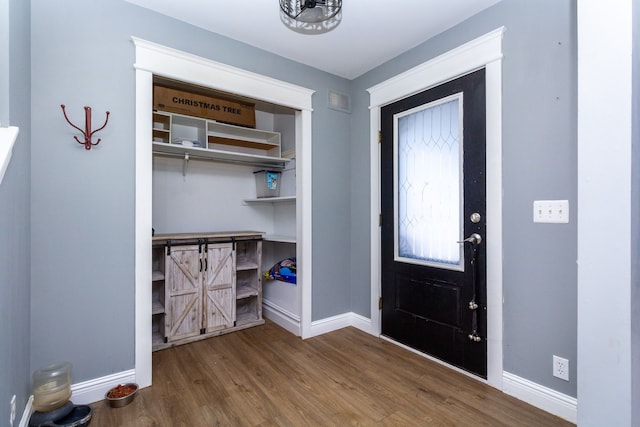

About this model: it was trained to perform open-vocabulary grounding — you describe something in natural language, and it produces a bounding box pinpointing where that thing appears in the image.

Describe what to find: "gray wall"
[0,0,31,422]
[0,0,8,125]
[633,1,640,422]
[30,0,351,383]
[350,0,578,397]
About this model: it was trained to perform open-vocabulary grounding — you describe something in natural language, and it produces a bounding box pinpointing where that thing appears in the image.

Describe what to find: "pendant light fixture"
[280,0,342,34]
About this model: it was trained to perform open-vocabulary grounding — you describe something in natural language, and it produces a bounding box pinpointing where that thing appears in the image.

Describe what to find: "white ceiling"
[125,0,501,80]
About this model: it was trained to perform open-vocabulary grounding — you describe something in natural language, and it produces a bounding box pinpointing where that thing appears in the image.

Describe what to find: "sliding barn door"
[164,245,202,342]
[202,243,236,333]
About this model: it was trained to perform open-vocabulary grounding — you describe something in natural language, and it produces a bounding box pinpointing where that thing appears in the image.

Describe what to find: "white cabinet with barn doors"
[151,232,264,351]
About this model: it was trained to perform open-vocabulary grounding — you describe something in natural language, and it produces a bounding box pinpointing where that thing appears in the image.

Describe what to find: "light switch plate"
[533,200,569,223]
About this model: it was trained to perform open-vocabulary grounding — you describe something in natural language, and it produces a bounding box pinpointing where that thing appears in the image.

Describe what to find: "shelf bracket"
[182,152,190,176]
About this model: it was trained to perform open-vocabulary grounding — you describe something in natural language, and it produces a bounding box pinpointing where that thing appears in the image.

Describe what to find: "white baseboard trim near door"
[70,369,136,405]
[309,312,373,337]
[502,371,577,424]
[263,299,301,336]
[18,395,33,427]
[349,312,374,335]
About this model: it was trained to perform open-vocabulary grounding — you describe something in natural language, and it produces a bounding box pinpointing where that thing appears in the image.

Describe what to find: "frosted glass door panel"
[394,94,464,270]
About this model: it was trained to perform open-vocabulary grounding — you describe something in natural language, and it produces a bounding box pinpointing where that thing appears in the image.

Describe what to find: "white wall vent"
[328,89,350,113]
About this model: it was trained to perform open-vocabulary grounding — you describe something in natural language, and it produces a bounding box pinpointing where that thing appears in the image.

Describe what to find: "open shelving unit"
[235,239,263,327]
[152,111,291,169]
[151,246,166,348]
[150,75,302,340]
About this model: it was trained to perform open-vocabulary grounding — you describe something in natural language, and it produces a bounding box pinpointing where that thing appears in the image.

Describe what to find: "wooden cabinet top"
[153,231,264,244]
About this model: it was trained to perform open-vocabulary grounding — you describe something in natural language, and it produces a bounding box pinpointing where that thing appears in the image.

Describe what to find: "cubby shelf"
[236,284,259,299]
[236,261,259,271]
[152,111,291,168]
[152,300,164,315]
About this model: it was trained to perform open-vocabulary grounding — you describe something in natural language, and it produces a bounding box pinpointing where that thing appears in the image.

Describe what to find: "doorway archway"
[133,38,314,387]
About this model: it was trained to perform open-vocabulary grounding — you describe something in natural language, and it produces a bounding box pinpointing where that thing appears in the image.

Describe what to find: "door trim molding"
[367,27,504,389]
[133,37,315,388]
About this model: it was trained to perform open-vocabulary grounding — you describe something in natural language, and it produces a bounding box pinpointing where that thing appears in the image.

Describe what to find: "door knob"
[457,233,482,245]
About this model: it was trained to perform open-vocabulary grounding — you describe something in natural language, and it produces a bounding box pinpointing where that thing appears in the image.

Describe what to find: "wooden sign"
[153,85,256,128]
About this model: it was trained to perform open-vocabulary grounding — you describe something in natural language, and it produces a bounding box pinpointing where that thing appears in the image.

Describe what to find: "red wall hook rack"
[60,104,111,150]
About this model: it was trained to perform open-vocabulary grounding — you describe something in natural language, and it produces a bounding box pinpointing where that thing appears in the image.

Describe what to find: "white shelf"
[264,235,297,244]
[243,196,296,204]
[152,270,165,281]
[208,121,280,149]
[153,142,290,168]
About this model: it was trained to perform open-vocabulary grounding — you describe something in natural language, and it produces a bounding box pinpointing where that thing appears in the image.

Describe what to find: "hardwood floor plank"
[90,320,573,426]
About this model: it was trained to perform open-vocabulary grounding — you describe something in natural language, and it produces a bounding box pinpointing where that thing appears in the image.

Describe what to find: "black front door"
[380,69,487,377]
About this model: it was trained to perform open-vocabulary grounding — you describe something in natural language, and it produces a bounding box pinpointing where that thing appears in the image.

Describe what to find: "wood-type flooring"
[91,320,573,426]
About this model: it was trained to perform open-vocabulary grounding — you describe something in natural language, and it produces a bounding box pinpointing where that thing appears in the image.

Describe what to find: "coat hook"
[183,152,190,177]
[60,104,110,150]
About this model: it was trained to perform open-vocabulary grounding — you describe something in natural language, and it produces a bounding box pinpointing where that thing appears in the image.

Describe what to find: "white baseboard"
[263,299,301,336]
[18,395,33,427]
[348,312,374,335]
[70,369,136,405]
[309,312,373,337]
[503,371,577,424]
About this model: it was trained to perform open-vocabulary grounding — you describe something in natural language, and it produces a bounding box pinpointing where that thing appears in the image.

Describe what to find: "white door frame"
[133,38,315,387]
[367,27,504,388]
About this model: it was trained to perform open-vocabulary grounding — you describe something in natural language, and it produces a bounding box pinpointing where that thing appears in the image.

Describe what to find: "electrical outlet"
[533,200,569,223]
[553,355,569,381]
[9,394,16,427]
